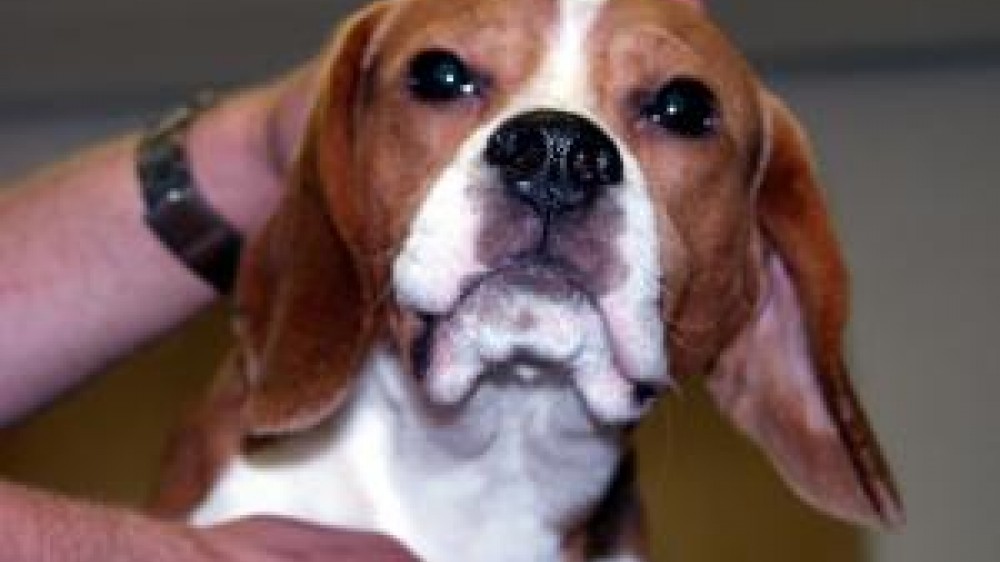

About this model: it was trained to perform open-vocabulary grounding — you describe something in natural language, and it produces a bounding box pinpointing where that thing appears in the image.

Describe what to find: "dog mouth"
[406,257,666,424]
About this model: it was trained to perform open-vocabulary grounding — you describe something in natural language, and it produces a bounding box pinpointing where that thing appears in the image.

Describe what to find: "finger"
[208,516,420,561]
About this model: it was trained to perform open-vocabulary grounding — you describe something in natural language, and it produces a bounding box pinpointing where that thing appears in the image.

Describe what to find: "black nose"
[485,109,623,216]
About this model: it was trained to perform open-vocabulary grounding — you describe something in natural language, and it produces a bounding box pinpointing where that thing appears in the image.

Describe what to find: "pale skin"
[0,1,708,560]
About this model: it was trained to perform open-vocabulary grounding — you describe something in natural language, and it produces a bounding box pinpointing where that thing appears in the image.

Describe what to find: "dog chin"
[410,262,664,424]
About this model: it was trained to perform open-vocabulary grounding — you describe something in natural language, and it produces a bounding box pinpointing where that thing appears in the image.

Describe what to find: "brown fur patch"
[587,0,766,378]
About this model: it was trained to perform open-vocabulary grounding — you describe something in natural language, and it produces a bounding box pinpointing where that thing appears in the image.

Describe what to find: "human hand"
[200,516,421,562]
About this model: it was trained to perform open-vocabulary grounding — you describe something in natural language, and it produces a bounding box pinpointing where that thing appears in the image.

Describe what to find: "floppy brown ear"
[706,93,904,528]
[236,2,391,435]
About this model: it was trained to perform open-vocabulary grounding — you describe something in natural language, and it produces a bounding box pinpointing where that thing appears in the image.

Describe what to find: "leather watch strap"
[137,94,243,294]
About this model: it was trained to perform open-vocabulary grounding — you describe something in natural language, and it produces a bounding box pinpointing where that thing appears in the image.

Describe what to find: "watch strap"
[137,94,243,294]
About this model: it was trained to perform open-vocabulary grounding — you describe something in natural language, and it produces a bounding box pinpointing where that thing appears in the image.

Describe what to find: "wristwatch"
[137,93,243,294]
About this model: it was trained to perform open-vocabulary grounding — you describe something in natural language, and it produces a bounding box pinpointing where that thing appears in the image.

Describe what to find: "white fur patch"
[191,345,624,562]
[392,131,493,315]
[424,273,623,420]
[523,0,606,111]
[599,148,670,386]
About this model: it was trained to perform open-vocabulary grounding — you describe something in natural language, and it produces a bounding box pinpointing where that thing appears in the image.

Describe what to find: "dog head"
[234,0,902,529]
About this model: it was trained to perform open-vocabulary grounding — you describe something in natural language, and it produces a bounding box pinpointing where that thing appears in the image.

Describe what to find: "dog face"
[234,0,902,529]
[364,0,766,424]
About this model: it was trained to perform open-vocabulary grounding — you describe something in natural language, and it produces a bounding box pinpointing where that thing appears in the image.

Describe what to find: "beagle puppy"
[153,0,903,560]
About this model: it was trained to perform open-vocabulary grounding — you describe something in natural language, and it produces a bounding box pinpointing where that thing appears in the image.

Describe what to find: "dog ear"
[705,93,904,528]
[235,2,391,435]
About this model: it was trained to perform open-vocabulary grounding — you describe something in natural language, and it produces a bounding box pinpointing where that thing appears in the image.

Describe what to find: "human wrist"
[181,85,288,238]
[183,63,320,239]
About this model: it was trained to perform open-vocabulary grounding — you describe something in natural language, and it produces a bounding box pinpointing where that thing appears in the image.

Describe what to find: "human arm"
[0,481,417,562]
[0,65,318,425]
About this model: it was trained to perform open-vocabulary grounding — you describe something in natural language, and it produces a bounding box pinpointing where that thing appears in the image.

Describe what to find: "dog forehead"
[592,0,758,92]
[368,0,747,73]
[372,0,557,64]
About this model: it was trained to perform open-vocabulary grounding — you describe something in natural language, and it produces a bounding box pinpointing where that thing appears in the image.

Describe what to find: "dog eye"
[640,78,719,138]
[407,49,480,102]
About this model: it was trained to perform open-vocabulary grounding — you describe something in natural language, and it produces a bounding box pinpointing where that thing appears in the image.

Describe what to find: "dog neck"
[191,343,625,562]
[377,342,625,561]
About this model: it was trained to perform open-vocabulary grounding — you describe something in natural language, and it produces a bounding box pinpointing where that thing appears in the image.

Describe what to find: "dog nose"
[485,110,623,215]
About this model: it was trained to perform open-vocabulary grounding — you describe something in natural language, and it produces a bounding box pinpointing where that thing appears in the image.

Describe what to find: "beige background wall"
[2,1,999,561]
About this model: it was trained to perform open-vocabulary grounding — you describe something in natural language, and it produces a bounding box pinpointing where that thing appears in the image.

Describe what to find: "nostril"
[485,125,549,182]
[568,138,623,189]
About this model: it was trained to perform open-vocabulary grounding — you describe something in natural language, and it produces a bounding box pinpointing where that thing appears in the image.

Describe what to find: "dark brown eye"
[640,77,719,138]
[407,49,480,102]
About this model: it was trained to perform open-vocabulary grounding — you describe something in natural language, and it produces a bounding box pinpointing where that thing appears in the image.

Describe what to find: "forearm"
[0,481,420,562]
[0,481,216,562]
[0,70,313,424]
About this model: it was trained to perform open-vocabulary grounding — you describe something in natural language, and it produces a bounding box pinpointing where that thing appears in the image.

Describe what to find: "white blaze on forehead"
[512,0,608,113]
